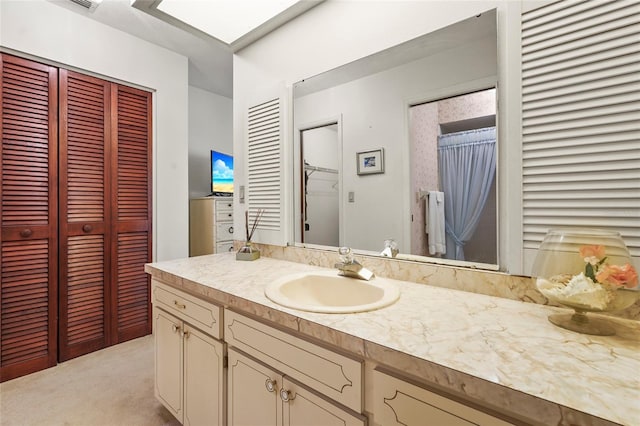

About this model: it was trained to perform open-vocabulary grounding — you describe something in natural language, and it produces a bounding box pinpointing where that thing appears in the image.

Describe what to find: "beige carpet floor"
[0,335,180,426]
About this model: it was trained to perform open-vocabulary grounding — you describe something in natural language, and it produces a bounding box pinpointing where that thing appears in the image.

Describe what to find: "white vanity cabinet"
[228,349,364,426]
[371,368,514,426]
[152,280,225,426]
[225,310,366,426]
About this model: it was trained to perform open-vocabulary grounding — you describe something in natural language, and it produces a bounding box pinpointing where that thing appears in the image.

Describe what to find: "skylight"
[156,0,300,45]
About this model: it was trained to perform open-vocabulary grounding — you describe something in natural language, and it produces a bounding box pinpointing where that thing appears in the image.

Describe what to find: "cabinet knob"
[82,224,93,233]
[228,226,234,234]
[20,228,33,238]
[280,388,293,402]
[228,246,234,252]
[265,378,277,393]
[171,324,180,333]
[180,329,190,339]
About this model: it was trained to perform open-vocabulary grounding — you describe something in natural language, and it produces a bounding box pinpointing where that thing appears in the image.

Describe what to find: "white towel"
[426,191,446,256]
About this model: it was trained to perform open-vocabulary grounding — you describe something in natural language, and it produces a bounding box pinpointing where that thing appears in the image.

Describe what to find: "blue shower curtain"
[438,127,496,261]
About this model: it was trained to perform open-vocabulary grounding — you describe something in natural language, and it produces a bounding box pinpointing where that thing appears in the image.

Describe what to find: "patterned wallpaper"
[409,89,496,256]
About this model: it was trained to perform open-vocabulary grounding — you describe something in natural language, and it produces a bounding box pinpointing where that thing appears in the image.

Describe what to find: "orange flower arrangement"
[579,244,638,289]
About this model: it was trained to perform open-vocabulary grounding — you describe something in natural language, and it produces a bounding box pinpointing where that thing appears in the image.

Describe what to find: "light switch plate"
[348,191,355,202]
[239,185,245,203]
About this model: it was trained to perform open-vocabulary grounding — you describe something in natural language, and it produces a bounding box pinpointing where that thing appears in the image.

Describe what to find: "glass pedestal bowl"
[532,229,639,336]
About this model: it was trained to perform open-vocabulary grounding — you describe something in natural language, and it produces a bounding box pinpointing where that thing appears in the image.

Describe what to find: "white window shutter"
[246,95,287,245]
[522,0,640,257]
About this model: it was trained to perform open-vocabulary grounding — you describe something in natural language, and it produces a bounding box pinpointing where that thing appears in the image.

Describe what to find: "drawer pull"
[228,226,234,234]
[280,388,294,402]
[265,378,277,393]
[20,228,33,238]
[228,246,234,252]
[174,300,186,309]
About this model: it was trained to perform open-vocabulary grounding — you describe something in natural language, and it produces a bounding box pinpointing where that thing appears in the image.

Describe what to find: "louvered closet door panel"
[58,70,111,361]
[111,84,152,342]
[522,1,640,257]
[0,54,58,382]
[247,98,283,234]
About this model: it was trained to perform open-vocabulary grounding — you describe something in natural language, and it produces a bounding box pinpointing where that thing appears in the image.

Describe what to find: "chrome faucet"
[334,247,375,281]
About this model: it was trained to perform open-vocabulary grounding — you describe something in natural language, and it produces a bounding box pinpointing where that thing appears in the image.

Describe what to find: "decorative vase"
[531,228,639,336]
[236,241,260,261]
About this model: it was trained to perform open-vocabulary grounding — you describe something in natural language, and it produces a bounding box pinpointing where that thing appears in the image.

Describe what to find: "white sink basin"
[264,270,400,313]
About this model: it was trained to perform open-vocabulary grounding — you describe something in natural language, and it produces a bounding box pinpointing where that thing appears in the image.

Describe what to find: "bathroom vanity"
[145,253,639,426]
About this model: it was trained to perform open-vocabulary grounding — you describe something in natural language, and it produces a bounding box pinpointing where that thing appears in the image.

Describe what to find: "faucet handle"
[338,247,354,264]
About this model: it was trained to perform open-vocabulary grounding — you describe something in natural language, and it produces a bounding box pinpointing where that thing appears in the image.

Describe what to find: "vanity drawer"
[372,368,514,426]
[152,280,221,339]
[216,222,234,241]
[224,310,362,413]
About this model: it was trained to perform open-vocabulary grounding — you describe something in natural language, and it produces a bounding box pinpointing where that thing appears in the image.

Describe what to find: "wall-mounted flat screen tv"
[211,150,233,196]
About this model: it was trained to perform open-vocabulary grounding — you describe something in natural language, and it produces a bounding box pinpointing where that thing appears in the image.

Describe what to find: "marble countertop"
[145,253,640,426]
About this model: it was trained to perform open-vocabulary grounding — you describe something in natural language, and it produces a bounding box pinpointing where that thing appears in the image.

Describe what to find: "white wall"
[0,0,189,261]
[188,86,233,198]
[233,0,527,272]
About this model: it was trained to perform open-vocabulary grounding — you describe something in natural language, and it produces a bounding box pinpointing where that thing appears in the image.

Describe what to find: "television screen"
[211,150,234,195]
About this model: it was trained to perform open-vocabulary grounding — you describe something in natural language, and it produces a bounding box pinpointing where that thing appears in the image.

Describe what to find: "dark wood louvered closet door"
[110,84,152,343]
[58,70,112,361]
[0,54,58,381]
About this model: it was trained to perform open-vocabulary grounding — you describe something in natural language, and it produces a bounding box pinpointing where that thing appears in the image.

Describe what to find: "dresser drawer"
[224,310,362,412]
[215,199,233,212]
[215,209,233,222]
[152,280,221,339]
[216,222,234,241]
[216,241,235,253]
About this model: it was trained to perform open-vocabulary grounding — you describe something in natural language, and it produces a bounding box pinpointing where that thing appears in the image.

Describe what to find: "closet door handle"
[82,224,93,233]
[20,228,33,238]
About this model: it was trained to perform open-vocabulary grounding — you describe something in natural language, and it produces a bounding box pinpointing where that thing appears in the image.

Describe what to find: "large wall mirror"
[292,9,499,269]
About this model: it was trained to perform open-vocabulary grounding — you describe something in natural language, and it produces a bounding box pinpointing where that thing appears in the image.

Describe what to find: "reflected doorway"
[300,123,340,246]
[409,88,497,264]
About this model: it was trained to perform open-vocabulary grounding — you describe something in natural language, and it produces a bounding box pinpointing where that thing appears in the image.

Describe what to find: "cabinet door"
[58,69,112,361]
[228,348,279,426]
[183,325,225,426]
[154,308,183,422]
[282,378,365,426]
[0,54,58,382]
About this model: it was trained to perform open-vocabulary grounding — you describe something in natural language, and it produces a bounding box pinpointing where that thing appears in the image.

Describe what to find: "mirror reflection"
[293,10,498,267]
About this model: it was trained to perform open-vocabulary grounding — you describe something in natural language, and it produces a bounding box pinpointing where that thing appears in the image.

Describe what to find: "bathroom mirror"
[292,10,499,268]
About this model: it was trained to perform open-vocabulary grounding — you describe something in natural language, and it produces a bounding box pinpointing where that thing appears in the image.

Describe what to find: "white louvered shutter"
[247,97,285,244]
[522,0,640,257]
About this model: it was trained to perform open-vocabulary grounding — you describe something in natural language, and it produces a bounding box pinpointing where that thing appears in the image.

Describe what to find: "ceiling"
[54,0,234,97]
[55,0,324,98]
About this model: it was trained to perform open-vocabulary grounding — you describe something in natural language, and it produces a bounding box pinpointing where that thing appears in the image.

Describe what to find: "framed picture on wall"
[356,148,384,175]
